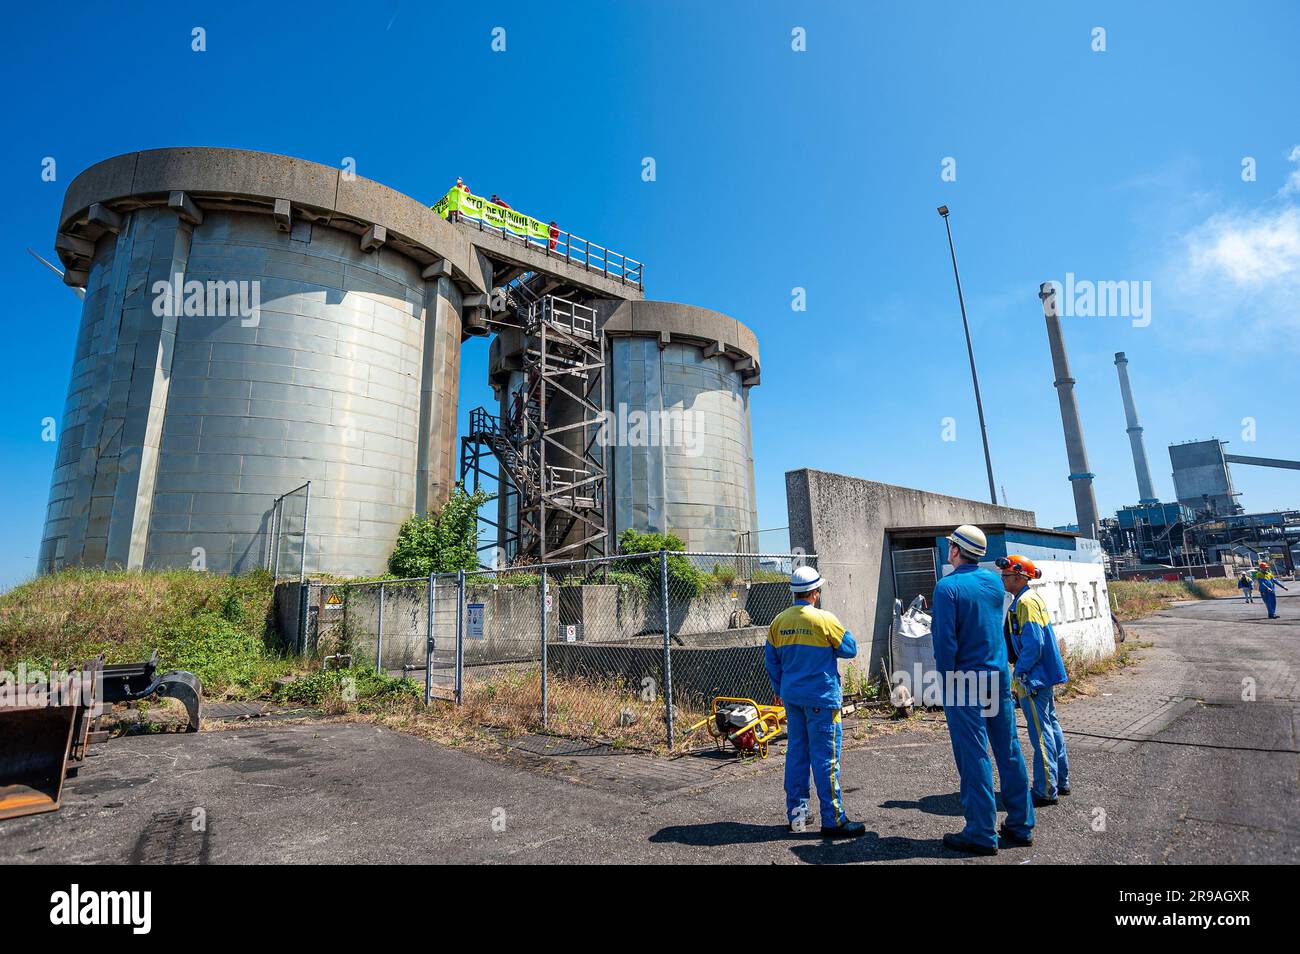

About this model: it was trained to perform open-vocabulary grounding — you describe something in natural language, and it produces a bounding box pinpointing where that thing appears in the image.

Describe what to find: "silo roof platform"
[433,185,644,301]
[56,148,644,305]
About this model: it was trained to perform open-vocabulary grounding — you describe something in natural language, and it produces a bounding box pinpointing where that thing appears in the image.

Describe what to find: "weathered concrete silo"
[482,300,761,557]
[42,147,477,576]
[599,301,760,552]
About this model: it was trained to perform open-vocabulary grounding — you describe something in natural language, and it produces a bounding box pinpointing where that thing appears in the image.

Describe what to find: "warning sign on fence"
[467,603,485,639]
[325,592,342,609]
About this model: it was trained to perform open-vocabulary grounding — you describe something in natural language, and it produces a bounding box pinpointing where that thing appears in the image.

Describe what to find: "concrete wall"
[556,581,772,642]
[786,469,1035,672]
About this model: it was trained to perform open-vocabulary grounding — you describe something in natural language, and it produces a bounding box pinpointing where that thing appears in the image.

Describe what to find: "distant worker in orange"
[548,220,560,251]
[489,193,512,210]
[455,176,471,194]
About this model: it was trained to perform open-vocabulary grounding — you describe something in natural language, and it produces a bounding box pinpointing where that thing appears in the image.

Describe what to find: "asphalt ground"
[3,593,1295,864]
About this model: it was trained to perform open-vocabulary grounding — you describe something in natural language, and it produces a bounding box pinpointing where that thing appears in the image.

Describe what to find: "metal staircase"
[461,291,609,565]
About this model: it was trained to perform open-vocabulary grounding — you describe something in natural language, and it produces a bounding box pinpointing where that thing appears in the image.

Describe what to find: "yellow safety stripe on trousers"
[1023,692,1054,792]
[830,709,843,824]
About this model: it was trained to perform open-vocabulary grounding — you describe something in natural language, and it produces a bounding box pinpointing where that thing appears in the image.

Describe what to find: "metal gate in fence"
[302,550,815,747]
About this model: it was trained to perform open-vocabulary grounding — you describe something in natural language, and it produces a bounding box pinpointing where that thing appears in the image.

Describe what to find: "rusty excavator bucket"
[0,660,99,821]
[0,652,202,822]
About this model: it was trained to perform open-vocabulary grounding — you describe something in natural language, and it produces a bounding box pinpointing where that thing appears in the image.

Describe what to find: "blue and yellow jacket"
[1005,586,1068,690]
[931,564,1009,677]
[1253,570,1282,595]
[765,601,857,708]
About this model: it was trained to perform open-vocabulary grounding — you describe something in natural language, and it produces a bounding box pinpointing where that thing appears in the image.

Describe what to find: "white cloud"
[1162,201,1300,348]
[1186,206,1300,285]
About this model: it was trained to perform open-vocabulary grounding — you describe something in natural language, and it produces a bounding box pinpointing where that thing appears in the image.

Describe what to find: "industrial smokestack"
[1113,352,1159,505]
[1039,283,1100,540]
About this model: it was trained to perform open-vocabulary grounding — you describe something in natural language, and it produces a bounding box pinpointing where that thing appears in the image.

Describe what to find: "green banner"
[433,187,551,245]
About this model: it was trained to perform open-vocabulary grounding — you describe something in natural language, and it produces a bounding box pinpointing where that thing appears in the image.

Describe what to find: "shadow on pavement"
[649,821,816,846]
[649,822,968,862]
[790,831,958,863]
[879,792,965,817]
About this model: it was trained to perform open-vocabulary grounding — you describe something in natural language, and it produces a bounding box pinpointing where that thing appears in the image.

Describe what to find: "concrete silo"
[478,300,760,558]
[44,146,752,577]
[41,147,475,576]
[599,301,760,553]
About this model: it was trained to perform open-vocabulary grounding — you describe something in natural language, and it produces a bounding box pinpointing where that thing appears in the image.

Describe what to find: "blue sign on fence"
[467,603,485,639]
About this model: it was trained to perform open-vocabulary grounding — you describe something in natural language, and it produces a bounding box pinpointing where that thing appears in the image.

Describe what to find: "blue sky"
[3,1,1299,586]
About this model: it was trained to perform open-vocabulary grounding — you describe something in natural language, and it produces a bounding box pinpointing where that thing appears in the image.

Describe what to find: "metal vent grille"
[892,547,939,609]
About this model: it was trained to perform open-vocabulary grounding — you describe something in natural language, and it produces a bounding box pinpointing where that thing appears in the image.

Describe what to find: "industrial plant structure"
[1094,351,1300,571]
[1039,283,1099,540]
[40,148,759,577]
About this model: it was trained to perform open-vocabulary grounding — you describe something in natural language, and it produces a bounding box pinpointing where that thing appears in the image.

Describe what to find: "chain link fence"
[268,482,311,652]
[296,549,814,747]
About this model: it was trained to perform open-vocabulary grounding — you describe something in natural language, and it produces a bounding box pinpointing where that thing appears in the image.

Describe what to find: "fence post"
[660,549,674,748]
[296,481,312,654]
[540,568,549,730]
[269,498,279,574]
[455,569,465,704]
[425,571,435,706]
[376,582,385,675]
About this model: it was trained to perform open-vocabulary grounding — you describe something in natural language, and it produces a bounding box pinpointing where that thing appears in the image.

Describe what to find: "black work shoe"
[942,832,997,855]
[998,824,1033,848]
[820,820,867,838]
[1059,785,1072,796]
[1032,793,1059,807]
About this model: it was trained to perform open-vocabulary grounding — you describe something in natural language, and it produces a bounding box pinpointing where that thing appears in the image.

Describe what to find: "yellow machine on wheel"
[683,696,786,758]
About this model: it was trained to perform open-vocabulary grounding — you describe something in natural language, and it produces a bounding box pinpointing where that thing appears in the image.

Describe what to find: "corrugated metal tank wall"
[608,336,758,552]
[41,205,462,576]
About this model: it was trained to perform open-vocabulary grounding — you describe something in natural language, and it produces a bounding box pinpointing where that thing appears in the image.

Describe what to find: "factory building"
[1169,439,1242,516]
[40,148,759,577]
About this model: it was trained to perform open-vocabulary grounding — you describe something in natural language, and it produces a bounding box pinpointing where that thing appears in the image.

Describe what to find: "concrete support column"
[105,208,194,568]
[416,275,463,515]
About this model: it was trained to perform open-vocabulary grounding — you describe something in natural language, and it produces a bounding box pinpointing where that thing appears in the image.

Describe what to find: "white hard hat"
[947,524,988,558]
[790,565,825,594]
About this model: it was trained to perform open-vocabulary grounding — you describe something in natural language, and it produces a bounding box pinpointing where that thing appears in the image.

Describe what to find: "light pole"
[938,205,997,505]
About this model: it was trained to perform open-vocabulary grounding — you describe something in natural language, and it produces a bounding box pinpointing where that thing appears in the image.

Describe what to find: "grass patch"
[0,568,300,699]
[1109,578,1240,621]
[273,664,422,712]
[269,666,704,753]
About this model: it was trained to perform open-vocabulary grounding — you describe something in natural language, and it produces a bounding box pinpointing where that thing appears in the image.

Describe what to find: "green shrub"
[616,528,706,599]
[388,485,491,577]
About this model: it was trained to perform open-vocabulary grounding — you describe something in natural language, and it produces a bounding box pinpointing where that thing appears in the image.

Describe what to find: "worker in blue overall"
[1237,572,1254,603]
[765,566,865,838]
[931,525,1034,855]
[998,554,1070,805]
[1254,561,1288,619]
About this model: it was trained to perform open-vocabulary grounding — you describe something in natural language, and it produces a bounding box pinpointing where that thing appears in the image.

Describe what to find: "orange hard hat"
[996,554,1042,579]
